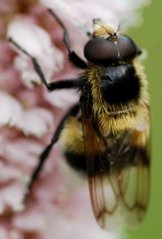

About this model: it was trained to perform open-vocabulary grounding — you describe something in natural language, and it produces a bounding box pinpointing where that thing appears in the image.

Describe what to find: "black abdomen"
[65,152,87,174]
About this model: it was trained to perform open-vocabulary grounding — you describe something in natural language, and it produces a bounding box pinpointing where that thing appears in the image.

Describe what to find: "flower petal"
[4,138,43,169]
[7,18,64,87]
[0,226,8,239]
[0,163,23,183]
[19,107,54,137]
[0,91,23,127]
[8,18,55,58]
[40,0,149,28]
[45,89,79,109]
[0,183,25,212]
[13,210,46,232]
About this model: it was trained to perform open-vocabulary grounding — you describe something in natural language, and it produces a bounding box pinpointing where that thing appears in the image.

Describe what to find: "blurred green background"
[127,0,162,238]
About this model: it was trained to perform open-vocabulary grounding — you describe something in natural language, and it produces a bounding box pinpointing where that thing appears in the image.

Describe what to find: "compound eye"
[84,35,141,65]
[117,35,140,61]
[84,38,118,65]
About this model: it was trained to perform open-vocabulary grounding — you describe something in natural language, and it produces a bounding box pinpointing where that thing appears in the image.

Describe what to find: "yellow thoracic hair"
[85,60,150,135]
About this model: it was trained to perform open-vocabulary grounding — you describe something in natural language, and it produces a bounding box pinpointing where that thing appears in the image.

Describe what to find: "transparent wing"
[119,124,150,227]
[82,104,150,230]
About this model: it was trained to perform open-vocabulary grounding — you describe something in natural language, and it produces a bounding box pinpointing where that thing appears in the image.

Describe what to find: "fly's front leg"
[48,9,87,69]
[8,38,80,92]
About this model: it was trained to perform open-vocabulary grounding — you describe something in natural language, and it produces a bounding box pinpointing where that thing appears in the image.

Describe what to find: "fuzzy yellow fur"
[59,117,84,154]
[60,60,150,153]
[85,60,150,136]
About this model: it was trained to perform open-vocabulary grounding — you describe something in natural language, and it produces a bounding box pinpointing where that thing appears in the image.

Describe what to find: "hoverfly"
[8,9,150,230]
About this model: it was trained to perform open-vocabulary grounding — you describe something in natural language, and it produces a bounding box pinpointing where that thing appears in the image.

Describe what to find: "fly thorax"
[100,64,140,105]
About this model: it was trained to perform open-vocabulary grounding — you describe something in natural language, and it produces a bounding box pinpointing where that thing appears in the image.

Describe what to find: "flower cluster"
[0,0,149,238]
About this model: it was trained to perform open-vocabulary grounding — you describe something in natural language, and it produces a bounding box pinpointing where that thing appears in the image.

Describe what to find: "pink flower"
[0,0,149,238]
